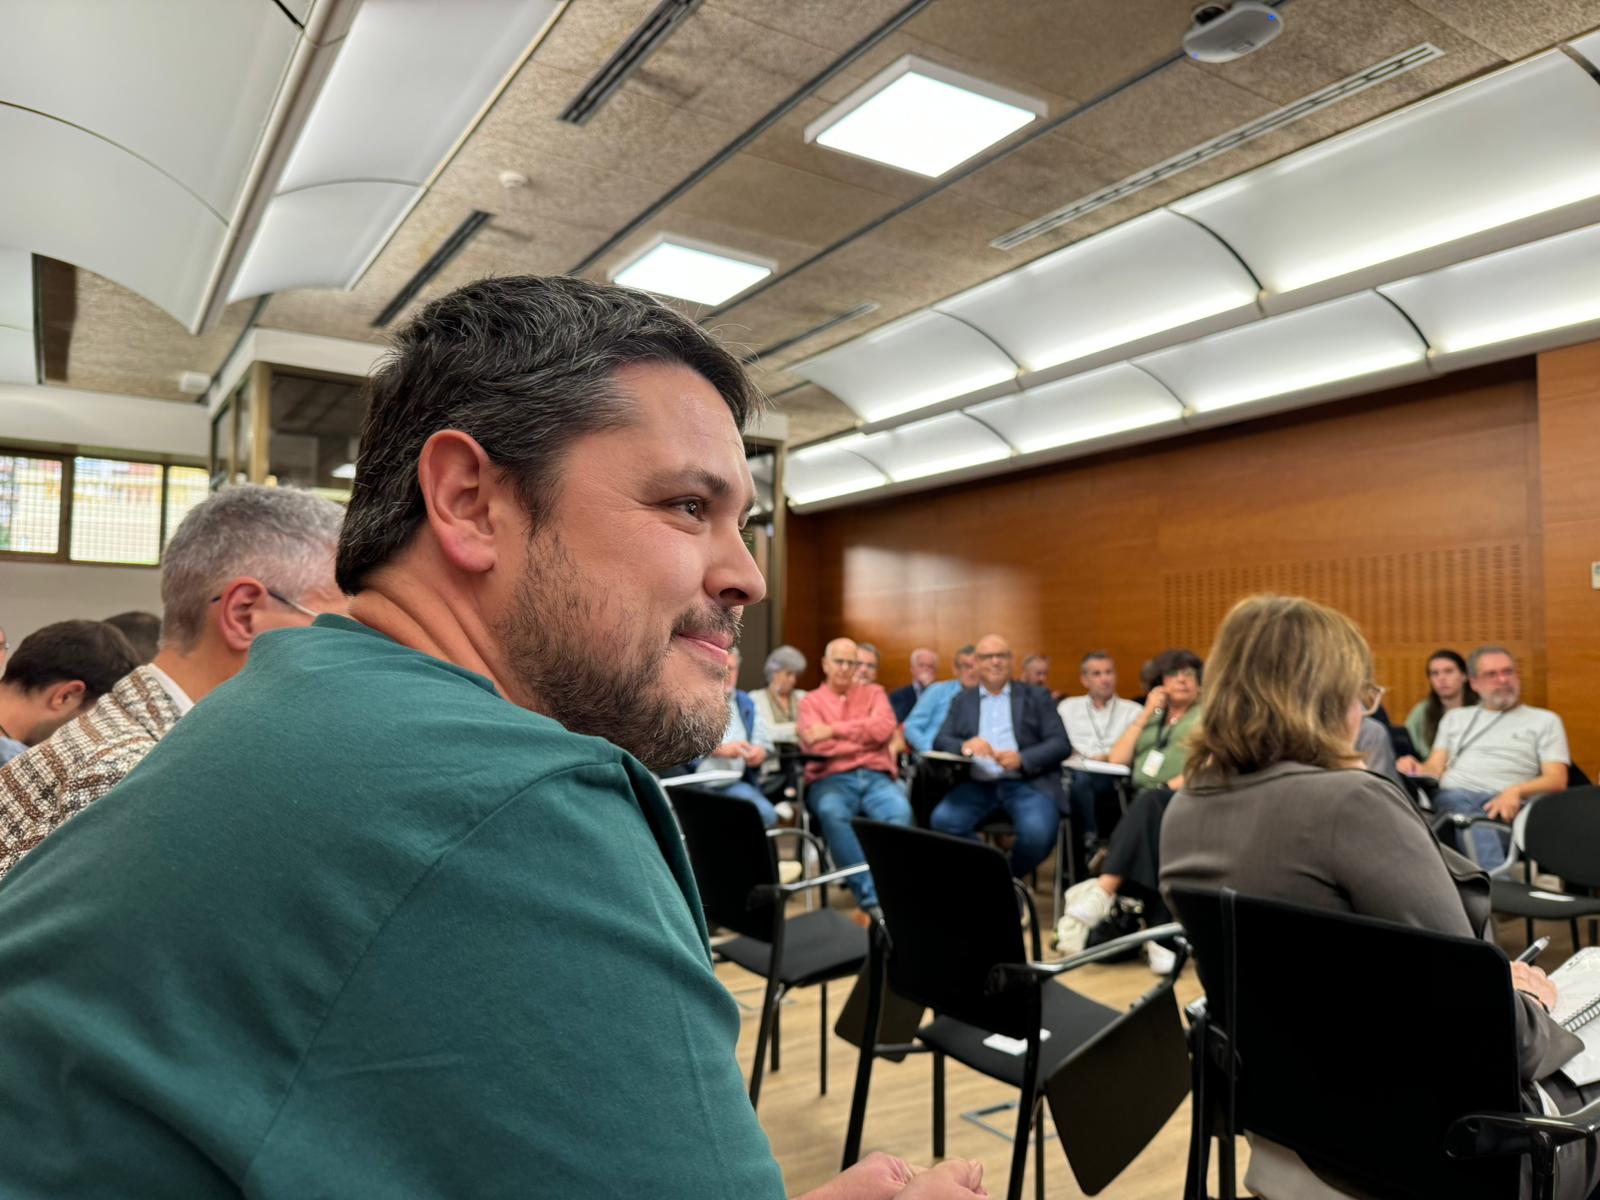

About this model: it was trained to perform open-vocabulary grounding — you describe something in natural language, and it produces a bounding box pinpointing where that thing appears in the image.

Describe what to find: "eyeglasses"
[974,651,1012,662]
[1360,683,1387,716]
[210,587,318,619]
[1476,667,1518,682]
[828,657,861,668]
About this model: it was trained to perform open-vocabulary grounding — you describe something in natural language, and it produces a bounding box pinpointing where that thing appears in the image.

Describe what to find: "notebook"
[1549,947,1600,1085]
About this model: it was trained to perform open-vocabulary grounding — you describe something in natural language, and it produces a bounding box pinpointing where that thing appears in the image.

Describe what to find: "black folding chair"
[670,785,867,1108]
[1168,885,1600,1200]
[1484,787,1600,949]
[841,820,1190,1200]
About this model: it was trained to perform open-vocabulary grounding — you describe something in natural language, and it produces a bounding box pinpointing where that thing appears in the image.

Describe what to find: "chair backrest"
[1523,786,1600,886]
[853,819,1033,1038]
[1166,886,1525,1200]
[669,785,780,942]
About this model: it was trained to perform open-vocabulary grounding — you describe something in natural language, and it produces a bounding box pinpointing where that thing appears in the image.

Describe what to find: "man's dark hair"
[1,620,140,701]
[104,611,161,663]
[336,275,760,593]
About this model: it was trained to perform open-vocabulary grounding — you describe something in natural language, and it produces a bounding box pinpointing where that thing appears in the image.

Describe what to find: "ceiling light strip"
[742,302,880,365]
[992,43,1446,251]
[559,0,704,126]
[372,209,492,328]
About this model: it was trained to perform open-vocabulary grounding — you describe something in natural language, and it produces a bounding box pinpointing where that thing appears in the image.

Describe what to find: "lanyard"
[1153,709,1185,750]
[1082,697,1114,747]
[1452,707,1506,758]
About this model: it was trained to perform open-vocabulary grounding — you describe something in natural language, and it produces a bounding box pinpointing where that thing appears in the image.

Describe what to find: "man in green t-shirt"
[0,277,983,1200]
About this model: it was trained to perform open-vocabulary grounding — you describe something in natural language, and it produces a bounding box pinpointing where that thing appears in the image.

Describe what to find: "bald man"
[797,637,912,921]
[931,634,1071,879]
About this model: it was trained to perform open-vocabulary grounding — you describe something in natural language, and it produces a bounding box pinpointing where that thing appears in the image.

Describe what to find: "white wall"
[0,561,161,643]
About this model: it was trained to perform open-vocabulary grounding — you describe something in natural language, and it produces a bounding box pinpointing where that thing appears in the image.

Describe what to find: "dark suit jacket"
[934,683,1071,806]
[888,683,922,724]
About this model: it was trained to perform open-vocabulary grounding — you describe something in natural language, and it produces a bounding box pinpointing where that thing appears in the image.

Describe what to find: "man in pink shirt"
[798,637,912,921]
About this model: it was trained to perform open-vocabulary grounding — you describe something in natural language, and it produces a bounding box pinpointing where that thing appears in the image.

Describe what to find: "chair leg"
[819,981,829,1096]
[749,976,783,1108]
[1007,1083,1034,1200]
[1526,917,1535,946]
[932,1051,946,1158]
[1573,919,1582,955]
[771,988,782,1072]
[1034,1097,1046,1200]
[1217,1131,1238,1200]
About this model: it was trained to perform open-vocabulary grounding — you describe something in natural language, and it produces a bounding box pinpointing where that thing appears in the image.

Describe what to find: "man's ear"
[45,679,87,715]
[417,430,503,575]
[214,577,270,652]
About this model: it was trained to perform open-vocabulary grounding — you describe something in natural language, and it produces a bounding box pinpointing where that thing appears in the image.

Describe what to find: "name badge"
[1141,749,1166,778]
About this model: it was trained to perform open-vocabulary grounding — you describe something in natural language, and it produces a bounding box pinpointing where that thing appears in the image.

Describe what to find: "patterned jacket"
[0,666,183,878]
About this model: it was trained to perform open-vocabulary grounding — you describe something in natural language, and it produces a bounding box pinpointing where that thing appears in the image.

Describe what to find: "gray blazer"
[1160,760,1582,1085]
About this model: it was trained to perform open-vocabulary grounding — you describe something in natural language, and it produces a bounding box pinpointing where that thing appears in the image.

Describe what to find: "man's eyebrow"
[646,467,757,517]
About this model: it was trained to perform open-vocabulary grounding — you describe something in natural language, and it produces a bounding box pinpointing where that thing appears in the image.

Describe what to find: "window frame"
[0,446,208,569]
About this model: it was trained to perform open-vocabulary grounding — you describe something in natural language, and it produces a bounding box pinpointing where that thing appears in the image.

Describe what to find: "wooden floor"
[718,890,1586,1199]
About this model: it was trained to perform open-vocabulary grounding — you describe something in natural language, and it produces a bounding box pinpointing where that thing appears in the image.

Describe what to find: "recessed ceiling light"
[611,235,774,305]
[805,55,1045,178]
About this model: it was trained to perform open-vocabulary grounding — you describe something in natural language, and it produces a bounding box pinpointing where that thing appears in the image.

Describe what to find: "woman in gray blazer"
[1160,593,1594,1200]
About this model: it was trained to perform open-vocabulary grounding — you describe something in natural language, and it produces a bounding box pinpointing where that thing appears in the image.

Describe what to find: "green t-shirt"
[1130,705,1202,790]
[0,616,785,1199]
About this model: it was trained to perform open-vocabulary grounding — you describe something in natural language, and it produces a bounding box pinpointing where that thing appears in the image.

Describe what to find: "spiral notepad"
[1550,949,1600,1085]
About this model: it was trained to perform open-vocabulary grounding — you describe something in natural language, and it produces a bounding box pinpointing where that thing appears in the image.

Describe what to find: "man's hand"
[791,1153,986,1200]
[1485,788,1524,822]
[803,723,834,744]
[994,749,1023,771]
[898,1159,987,1198]
[1396,755,1420,776]
[962,737,997,759]
[742,744,767,767]
[711,742,745,760]
[1512,961,1556,1012]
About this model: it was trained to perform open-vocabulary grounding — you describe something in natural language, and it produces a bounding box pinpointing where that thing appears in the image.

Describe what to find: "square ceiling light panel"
[1135,292,1429,418]
[804,55,1046,178]
[610,235,774,305]
[791,310,1018,424]
[1173,49,1600,312]
[938,210,1260,378]
[965,363,1185,456]
[1380,222,1600,370]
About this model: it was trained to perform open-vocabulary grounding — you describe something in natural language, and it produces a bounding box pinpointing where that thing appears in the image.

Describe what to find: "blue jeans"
[807,769,912,910]
[716,778,777,829]
[930,779,1060,878]
[1434,787,1510,868]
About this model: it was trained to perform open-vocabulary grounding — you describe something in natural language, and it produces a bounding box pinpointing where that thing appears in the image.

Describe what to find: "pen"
[1516,936,1550,965]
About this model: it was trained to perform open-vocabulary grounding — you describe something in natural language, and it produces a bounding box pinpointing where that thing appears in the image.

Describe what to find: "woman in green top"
[1403,649,1477,757]
[1057,648,1203,968]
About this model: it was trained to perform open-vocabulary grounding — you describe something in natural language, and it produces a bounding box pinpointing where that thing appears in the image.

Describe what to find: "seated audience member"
[1057,651,1143,876]
[1404,648,1478,758]
[888,646,938,723]
[1056,648,1203,967]
[685,647,779,827]
[750,644,806,744]
[903,643,977,753]
[0,277,987,1200]
[854,640,881,687]
[929,634,1070,880]
[0,621,140,766]
[799,637,912,921]
[0,486,347,877]
[1019,653,1048,689]
[105,610,162,663]
[1160,594,1596,1200]
[1398,645,1567,869]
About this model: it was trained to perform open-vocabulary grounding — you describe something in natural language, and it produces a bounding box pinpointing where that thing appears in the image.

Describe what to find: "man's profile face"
[855,647,879,685]
[1021,658,1049,688]
[1471,652,1520,711]
[1082,657,1116,701]
[496,362,764,768]
[954,653,978,688]
[910,650,937,687]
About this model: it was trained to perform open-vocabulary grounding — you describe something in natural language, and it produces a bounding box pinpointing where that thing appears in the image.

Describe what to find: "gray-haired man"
[0,484,346,876]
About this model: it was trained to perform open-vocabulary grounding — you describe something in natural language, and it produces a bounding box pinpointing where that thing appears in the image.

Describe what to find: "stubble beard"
[496,533,731,770]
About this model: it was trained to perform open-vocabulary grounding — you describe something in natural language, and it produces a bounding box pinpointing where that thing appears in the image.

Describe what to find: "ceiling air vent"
[560,0,704,125]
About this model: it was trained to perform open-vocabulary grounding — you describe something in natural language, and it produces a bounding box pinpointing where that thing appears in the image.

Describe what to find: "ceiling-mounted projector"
[1183,2,1283,63]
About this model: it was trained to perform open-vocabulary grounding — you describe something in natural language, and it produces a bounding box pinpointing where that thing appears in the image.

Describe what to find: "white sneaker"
[1145,941,1177,976]
[1055,878,1116,953]
[773,801,796,824]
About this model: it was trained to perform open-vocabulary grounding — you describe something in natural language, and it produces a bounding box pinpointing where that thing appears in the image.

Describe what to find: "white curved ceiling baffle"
[1173,49,1600,313]
[785,439,890,507]
[965,363,1185,457]
[1381,223,1600,372]
[790,311,1019,424]
[850,412,1011,484]
[231,0,563,302]
[0,248,34,384]
[0,0,297,326]
[937,210,1260,381]
[1135,292,1429,423]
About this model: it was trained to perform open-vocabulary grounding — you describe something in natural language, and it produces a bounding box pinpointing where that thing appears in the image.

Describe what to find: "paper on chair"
[981,1029,1052,1056]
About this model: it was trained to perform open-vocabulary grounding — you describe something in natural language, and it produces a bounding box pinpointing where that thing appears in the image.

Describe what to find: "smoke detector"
[178,371,211,395]
[1183,2,1283,63]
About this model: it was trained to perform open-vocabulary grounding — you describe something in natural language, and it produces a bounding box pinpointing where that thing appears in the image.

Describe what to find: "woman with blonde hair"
[1160,594,1594,1200]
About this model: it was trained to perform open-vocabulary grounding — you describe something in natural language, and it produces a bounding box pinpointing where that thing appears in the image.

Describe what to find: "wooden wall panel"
[785,360,1545,726]
[1537,341,1600,770]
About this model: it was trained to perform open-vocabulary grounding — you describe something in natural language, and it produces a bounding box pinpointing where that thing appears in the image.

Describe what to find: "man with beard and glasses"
[1399,644,1569,869]
[0,278,985,1200]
